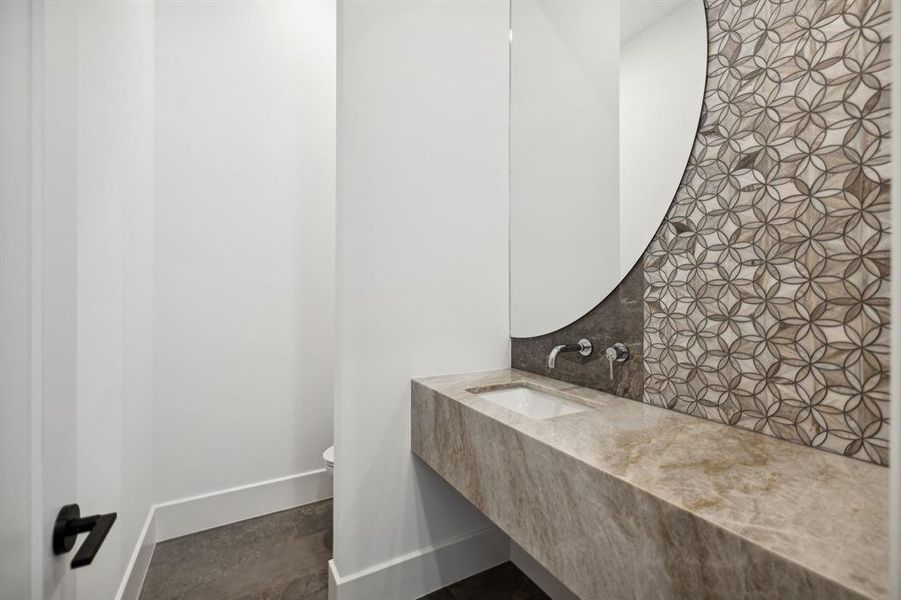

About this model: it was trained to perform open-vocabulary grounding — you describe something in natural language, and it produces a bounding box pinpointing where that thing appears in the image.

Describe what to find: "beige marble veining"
[411,369,889,600]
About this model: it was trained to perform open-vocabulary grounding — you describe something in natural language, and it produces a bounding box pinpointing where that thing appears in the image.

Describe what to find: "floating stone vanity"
[411,369,889,600]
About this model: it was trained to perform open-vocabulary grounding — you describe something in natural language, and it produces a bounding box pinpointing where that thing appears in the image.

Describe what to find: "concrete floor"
[138,499,549,600]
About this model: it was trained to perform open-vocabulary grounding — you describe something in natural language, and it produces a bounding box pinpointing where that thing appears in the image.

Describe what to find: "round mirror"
[510,0,708,337]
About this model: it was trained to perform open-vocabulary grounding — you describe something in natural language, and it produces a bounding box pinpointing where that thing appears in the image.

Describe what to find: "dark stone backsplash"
[511,260,645,400]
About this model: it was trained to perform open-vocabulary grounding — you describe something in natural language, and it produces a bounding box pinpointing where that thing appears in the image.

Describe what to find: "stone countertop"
[411,369,889,600]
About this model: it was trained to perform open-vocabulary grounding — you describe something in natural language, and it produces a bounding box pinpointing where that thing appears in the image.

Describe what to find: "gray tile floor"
[139,499,548,600]
[139,501,332,600]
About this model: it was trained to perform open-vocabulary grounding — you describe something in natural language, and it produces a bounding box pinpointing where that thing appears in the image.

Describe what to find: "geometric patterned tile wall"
[644,0,892,465]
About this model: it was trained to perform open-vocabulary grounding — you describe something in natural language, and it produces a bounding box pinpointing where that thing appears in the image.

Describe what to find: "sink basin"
[473,385,590,420]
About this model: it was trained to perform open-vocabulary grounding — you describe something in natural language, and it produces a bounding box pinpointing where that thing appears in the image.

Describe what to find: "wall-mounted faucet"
[547,338,592,369]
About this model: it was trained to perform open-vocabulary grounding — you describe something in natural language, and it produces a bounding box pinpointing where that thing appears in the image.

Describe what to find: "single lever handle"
[53,504,117,569]
[604,343,629,379]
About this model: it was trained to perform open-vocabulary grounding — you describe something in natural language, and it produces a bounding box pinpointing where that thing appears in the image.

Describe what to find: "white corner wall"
[334,0,511,597]
[153,0,336,505]
[4,2,335,598]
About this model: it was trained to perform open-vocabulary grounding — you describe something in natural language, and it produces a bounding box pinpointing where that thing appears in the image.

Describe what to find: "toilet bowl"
[323,445,334,473]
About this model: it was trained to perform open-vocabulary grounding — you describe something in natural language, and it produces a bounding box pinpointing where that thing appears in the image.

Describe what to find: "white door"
[1,2,80,599]
[1,2,86,598]
[1,2,155,599]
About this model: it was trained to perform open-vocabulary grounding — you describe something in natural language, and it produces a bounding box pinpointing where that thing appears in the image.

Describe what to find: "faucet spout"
[547,338,592,369]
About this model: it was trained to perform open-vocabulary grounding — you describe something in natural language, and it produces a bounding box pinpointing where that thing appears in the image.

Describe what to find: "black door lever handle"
[52,504,117,568]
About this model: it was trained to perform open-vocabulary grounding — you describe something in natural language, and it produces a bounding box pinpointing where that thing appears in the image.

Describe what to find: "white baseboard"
[154,467,333,541]
[116,468,333,599]
[328,525,509,600]
[328,558,340,600]
[510,541,579,600]
[116,475,565,600]
[115,509,157,600]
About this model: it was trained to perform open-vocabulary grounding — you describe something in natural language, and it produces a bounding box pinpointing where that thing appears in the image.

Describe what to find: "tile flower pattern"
[643,0,893,465]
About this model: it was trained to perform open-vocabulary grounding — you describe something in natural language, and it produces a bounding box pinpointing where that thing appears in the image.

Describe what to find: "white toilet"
[323,445,334,473]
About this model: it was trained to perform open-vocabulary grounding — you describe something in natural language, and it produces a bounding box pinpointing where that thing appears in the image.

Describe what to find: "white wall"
[153,0,336,502]
[1,2,335,597]
[334,0,510,595]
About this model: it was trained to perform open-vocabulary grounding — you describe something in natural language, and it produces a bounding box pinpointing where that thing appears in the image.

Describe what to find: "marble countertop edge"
[411,368,889,600]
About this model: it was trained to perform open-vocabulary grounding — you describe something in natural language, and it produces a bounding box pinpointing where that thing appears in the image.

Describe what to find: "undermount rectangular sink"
[473,385,590,420]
